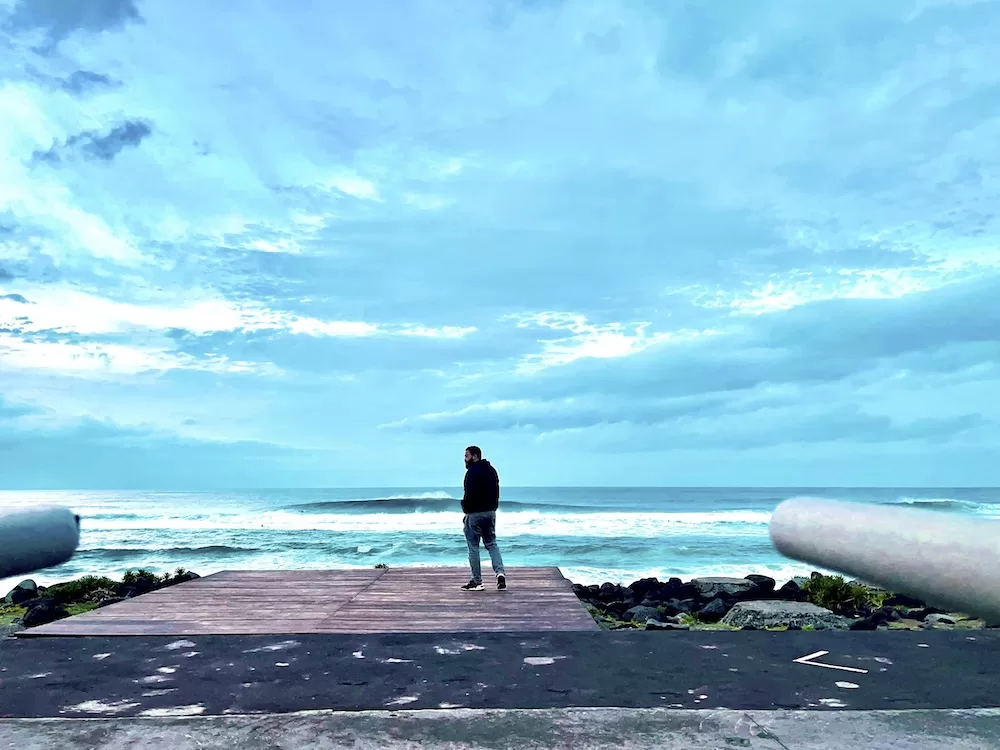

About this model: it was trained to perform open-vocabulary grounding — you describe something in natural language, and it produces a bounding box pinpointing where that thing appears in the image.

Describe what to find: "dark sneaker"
[461,580,484,591]
[497,575,507,591]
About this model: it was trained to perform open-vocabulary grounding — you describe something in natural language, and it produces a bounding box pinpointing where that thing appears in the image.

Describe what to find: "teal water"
[1,487,995,592]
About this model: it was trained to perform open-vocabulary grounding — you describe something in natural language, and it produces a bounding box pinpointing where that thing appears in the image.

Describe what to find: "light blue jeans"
[464,511,505,584]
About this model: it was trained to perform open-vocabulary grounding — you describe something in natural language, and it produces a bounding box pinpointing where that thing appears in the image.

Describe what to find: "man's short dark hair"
[466,445,482,460]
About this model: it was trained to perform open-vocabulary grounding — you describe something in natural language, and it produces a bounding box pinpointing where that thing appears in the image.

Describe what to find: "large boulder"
[657,598,691,616]
[598,583,627,603]
[624,605,661,623]
[850,606,899,631]
[20,599,69,628]
[745,575,776,594]
[691,577,757,600]
[645,619,690,631]
[924,613,958,627]
[628,577,662,602]
[697,597,730,623]
[775,580,806,601]
[4,580,38,606]
[721,600,850,630]
[1,622,25,638]
[885,592,925,608]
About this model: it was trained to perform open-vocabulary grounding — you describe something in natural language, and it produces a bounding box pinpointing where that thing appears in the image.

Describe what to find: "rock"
[692,577,757,600]
[745,575,776,594]
[721,600,850,630]
[697,597,730,623]
[116,585,138,599]
[598,583,626,602]
[850,614,880,630]
[1,622,24,638]
[885,592,925,608]
[20,599,69,628]
[625,605,661,623]
[658,598,689,616]
[905,606,947,621]
[853,605,903,630]
[87,588,116,603]
[924,613,958,627]
[776,580,806,601]
[4,579,39,605]
[96,597,126,609]
[645,619,690,631]
[628,577,662,601]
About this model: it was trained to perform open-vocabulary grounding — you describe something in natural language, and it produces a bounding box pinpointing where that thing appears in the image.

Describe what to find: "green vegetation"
[44,575,117,605]
[800,574,888,614]
[66,603,99,617]
[678,612,738,630]
[1,602,98,625]
[0,605,26,625]
[691,621,740,631]
[1,568,196,629]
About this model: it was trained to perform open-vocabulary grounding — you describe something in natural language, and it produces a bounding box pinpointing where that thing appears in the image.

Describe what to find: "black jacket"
[462,459,500,514]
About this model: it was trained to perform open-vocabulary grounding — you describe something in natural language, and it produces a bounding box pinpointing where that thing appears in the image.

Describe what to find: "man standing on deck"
[460,445,507,591]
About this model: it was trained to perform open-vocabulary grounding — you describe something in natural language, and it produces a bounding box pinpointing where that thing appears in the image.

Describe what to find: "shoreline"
[2,564,991,636]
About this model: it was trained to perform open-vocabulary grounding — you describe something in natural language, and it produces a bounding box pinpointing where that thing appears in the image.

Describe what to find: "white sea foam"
[81,508,773,537]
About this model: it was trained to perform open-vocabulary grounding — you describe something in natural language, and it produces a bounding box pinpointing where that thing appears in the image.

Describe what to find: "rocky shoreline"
[1,567,989,636]
[573,572,990,632]
[1,568,199,636]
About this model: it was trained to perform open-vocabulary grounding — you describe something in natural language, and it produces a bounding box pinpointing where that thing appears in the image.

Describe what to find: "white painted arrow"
[793,650,869,674]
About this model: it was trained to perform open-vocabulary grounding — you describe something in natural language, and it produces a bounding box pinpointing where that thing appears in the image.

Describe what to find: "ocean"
[1,487,996,594]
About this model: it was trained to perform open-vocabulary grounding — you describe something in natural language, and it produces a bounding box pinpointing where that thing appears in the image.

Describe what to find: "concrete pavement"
[2,630,999,717]
[2,708,1000,749]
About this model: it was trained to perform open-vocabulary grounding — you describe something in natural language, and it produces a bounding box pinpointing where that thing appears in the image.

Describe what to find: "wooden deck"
[19,567,599,636]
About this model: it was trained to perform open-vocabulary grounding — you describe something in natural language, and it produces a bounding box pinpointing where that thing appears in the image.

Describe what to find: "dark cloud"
[31,120,152,164]
[0,265,12,281]
[508,273,1000,403]
[5,0,141,45]
[0,294,29,304]
[395,273,1000,436]
[165,320,552,376]
[394,393,799,435]
[62,69,118,94]
[0,398,39,422]
[600,410,986,452]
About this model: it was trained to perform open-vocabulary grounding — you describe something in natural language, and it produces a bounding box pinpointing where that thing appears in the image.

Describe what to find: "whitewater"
[1,487,995,593]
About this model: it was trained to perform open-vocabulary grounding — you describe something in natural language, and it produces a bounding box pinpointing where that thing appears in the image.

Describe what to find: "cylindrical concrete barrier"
[0,505,81,580]
[770,496,1000,621]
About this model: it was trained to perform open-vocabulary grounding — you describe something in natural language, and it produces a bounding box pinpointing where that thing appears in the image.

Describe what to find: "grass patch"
[66,603,99,617]
[690,622,740,631]
[0,605,26,625]
[801,574,888,614]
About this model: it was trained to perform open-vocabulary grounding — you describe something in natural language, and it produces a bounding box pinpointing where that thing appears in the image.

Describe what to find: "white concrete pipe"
[0,505,80,579]
[770,496,1000,621]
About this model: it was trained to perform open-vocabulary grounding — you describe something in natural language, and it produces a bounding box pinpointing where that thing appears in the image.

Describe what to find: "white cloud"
[1,0,999,485]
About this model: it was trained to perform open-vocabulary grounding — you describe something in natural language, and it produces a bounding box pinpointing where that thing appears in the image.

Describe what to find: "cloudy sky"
[1,0,998,489]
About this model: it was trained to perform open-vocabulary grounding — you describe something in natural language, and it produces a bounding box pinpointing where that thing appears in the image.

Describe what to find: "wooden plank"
[20,566,597,636]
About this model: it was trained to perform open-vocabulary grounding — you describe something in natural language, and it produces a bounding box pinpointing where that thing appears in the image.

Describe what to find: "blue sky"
[1,0,998,489]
